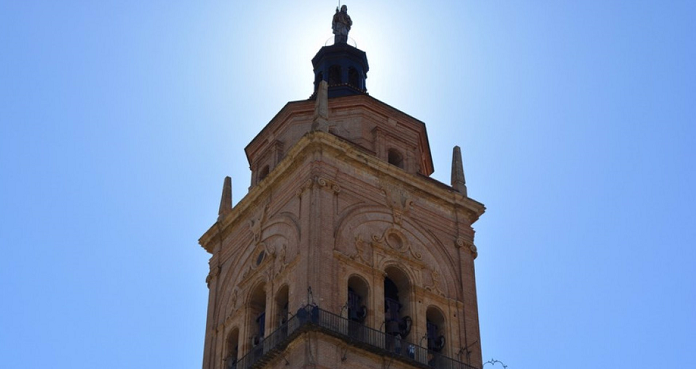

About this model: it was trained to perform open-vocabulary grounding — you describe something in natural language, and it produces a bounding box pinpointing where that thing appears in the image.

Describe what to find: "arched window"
[329,65,342,85]
[388,149,404,169]
[248,282,266,353]
[426,306,447,366]
[348,67,360,87]
[258,165,270,182]
[347,275,369,341]
[426,307,446,352]
[275,285,289,337]
[383,267,412,339]
[347,276,369,323]
[225,328,239,369]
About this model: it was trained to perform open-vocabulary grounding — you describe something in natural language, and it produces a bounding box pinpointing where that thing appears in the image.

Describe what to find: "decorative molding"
[315,176,341,194]
[275,243,289,277]
[296,178,314,198]
[206,265,221,285]
[350,235,370,265]
[241,244,271,282]
[264,266,274,281]
[381,183,413,226]
[374,252,387,271]
[224,315,234,329]
[230,287,240,312]
[460,209,478,224]
[223,286,241,328]
[456,237,478,258]
[333,250,374,277]
[249,204,268,244]
[241,265,253,282]
[372,227,422,260]
[423,269,446,297]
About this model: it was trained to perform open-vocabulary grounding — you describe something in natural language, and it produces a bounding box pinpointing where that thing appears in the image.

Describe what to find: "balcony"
[226,305,479,369]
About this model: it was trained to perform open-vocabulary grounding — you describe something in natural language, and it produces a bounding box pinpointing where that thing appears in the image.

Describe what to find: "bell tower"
[198,6,485,369]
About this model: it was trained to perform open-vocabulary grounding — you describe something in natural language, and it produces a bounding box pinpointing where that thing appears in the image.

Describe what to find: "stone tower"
[198,7,485,369]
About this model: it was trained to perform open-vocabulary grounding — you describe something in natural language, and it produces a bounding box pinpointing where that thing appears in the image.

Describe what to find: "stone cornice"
[199,131,485,254]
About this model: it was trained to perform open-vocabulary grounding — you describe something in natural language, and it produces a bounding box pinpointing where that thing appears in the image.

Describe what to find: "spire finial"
[332,4,352,43]
[451,146,468,196]
[218,176,232,220]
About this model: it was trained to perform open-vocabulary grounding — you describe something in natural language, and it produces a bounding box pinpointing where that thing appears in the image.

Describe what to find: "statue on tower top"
[332,5,352,44]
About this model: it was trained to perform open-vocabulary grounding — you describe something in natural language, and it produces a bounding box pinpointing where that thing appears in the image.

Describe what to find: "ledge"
[227,305,480,369]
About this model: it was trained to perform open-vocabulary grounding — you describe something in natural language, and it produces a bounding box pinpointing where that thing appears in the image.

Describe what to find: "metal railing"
[227,305,479,369]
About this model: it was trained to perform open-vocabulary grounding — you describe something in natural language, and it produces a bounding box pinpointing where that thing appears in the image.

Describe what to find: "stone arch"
[217,212,301,324]
[274,284,290,329]
[217,246,255,323]
[388,148,404,168]
[333,205,391,256]
[246,280,267,346]
[219,246,268,316]
[347,274,370,323]
[383,264,413,339]
[426,305,448,364]
[261,213,301,260]
[334,205,459,299]
[225,327,240,368]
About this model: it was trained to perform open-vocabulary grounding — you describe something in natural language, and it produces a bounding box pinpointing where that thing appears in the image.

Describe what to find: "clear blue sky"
[1,1,694,368]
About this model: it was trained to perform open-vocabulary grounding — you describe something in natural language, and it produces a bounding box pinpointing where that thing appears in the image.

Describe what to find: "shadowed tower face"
[198,7,486,369]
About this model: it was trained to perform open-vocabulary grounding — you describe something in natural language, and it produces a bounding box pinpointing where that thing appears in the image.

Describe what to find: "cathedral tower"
[198,7,485,369]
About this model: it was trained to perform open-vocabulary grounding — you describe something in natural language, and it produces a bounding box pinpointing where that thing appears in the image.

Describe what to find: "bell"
[386,320,401,335]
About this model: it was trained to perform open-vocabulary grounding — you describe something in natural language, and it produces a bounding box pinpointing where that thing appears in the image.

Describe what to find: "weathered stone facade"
[198,94,485,369]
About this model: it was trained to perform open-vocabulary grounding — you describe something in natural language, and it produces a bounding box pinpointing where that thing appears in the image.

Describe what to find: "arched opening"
[225,328,239,369]
[388,149,404,169]
[348,67,360,88]
[383,267,412,343]
[347,275,369,341]
[275,285,290,338]
[347,276,369,323]
[426,306,447,367]
[258,165,270,182]
[329,65,342,85]
[248,282,266,358]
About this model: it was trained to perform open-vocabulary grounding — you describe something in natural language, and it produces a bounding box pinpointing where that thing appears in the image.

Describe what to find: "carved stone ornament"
[350,235,370,265]
[315,176,341,194]
[424,270,446,297]
[296,178,315,198]
[249,204,268,244]
[372,228,422,260]
[275,243,289,277]
[381,184,413,226]
[222,287,241,325]
[230,288,239,312]
[456,237,478,258]
[264,266,274,281]
[205,265,221,285]
[224,314,233,329]
[241,242,272,282]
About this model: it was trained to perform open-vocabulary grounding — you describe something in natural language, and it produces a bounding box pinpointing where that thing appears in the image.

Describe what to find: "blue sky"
[1,1,694,368]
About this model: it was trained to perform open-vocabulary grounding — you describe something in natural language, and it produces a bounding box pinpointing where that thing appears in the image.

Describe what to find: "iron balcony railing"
[226,305,479,369]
